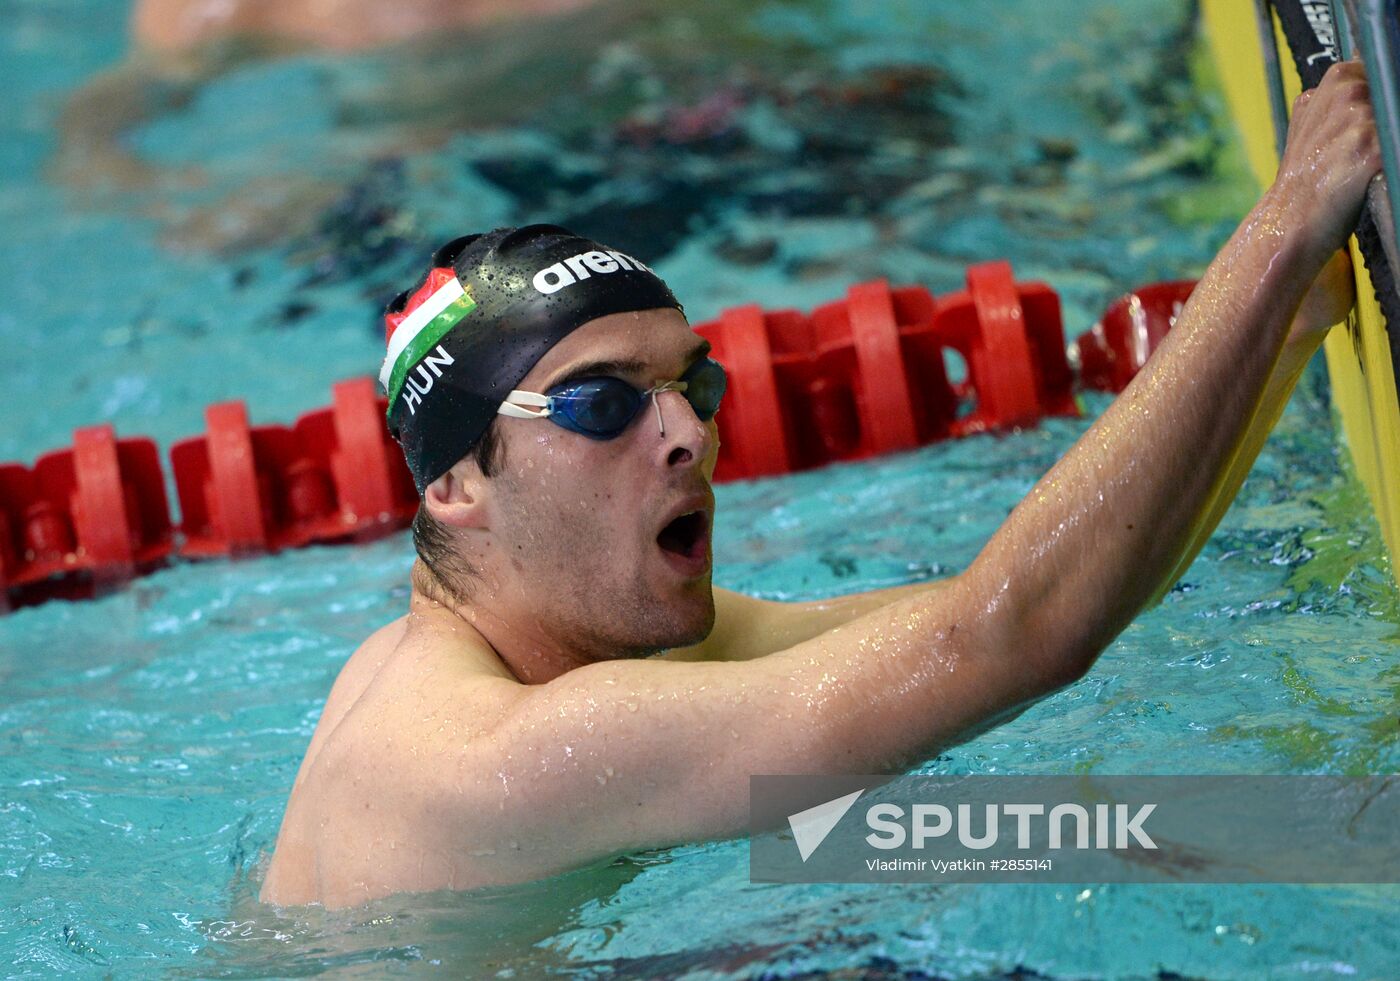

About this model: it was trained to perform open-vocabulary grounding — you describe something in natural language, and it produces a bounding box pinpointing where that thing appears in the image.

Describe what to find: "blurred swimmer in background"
[56,0,631,250]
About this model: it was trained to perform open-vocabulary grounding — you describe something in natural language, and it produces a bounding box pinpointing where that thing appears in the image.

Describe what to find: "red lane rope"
[0,269,1190,611]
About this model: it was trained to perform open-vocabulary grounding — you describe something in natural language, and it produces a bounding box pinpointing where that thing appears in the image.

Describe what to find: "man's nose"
[650,389,713,469]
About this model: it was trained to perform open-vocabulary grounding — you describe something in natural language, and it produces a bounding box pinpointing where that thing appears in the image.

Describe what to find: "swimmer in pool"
[131,0,601,54]
[56,0,619,247]
[261,61,1380,908]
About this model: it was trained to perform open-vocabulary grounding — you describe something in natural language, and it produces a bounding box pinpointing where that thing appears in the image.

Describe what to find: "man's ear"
[423,459,491,530]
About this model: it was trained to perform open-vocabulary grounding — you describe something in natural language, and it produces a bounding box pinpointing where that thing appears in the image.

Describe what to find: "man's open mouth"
[657,510,709,562]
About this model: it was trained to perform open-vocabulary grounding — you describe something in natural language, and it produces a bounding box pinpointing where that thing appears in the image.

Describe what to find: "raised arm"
[983,61,1377,663]
[432,63,1379,886]
[1147,249,1355,605]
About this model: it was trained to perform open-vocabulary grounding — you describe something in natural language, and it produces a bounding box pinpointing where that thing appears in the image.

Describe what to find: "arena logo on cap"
[532,250,656,295]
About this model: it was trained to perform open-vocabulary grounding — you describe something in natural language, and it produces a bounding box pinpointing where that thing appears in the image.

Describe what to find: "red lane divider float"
[1,268,1195,611]
[693,262,1088,480]
[169,379,417,558]
[1073,280,1196,394]
[0,426,172,609]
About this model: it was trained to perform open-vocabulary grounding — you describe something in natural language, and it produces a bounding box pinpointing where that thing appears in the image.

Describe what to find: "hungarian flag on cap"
[380,268,477,407]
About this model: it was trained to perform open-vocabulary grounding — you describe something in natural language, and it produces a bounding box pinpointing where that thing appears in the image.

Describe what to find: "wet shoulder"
[283,616,412,799]
[319,613,525,765]
[279,615,518,835]
[315,617,412,740]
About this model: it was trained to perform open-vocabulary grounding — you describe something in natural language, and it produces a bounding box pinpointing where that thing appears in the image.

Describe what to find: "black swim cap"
[380,225,683,493]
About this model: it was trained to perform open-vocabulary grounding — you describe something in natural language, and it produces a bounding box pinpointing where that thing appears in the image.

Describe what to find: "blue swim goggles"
[497,357,727,439]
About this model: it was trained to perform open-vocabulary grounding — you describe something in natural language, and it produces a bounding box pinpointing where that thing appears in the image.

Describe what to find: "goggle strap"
[498,391,552,418]
[497,377,695,430]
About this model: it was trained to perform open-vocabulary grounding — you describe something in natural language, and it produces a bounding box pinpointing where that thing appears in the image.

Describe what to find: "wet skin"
[261,62,1380,908]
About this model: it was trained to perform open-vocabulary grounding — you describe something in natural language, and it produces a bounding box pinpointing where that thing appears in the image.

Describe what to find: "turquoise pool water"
[3,0,1399,976]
